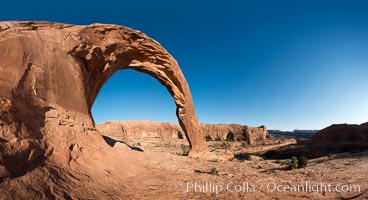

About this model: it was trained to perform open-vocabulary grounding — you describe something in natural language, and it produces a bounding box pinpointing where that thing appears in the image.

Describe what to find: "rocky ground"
[103,135,368,199]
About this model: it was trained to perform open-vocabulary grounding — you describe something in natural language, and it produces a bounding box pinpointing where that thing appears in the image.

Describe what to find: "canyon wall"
[97,120,267,145]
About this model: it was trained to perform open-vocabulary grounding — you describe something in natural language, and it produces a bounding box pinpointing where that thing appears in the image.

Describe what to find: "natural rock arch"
[0,21,208,181]
[67,24,209,156]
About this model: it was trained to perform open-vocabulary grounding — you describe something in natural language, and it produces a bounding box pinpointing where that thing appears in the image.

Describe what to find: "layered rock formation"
[97,120,182,139]
[200,123,267,145]
[245,125,268,145]
[97,120,267,145]
[0,21,207,198]
[313,122,368,143]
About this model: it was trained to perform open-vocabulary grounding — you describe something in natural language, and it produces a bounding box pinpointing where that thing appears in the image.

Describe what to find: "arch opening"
[91,69,177,125]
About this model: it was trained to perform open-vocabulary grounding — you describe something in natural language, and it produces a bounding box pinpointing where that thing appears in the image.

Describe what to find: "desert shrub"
[290,156,298,169]
[274,160,282,164]
[298,157,308,168]
[210,167,219,175]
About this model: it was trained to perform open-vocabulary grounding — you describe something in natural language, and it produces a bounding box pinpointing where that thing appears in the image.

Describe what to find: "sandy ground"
[107,137,368,200]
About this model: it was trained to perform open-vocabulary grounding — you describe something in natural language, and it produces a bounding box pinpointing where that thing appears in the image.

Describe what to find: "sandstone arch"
[67,23,209,156]
[0,21,208,181]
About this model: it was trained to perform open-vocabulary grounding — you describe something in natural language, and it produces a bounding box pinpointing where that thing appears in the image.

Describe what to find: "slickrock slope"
[97,120,267,145]
[0,21,207,198]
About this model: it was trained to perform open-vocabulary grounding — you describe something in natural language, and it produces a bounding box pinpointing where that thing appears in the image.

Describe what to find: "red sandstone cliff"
[97,120,267,145]
[313,122,368,143]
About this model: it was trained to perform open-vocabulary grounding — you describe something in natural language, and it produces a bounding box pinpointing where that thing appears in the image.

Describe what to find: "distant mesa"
[313,122,368,143]
[265,122,368,159]
[308,122,368,155]
[268,129,318,139]
[310,122,368,153]
[97,120,267,145]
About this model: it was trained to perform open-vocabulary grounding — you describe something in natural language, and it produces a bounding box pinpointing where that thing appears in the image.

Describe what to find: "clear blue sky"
[1,1,368,130]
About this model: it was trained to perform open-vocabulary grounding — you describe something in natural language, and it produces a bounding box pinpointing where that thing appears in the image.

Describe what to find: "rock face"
[97,120,183,139]
[245,125,268,145]
[0,21,207,198]
[97,120,267,145]
[313,123,368,143]
[200,124,267,145]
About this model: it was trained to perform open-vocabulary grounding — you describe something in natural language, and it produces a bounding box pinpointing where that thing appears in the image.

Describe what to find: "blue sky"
[1,1,368,130]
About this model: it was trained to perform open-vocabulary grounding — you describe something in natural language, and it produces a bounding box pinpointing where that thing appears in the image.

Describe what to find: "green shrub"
[210,167,219,175]
[298,157,308,168]
[274,160,282,164]
[290,156,298,169]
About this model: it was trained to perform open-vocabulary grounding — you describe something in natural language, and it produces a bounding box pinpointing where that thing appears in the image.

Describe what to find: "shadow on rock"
[263,143,368,160]
[102,135,144,152]
[0,139,50,181]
